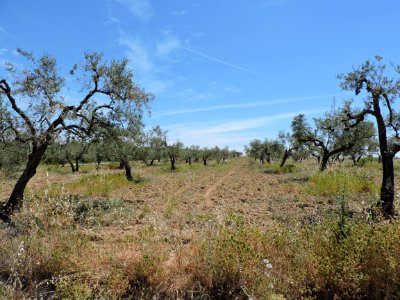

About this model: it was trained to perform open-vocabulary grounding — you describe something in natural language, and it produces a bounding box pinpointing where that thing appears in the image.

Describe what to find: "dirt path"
[203,169,235,207]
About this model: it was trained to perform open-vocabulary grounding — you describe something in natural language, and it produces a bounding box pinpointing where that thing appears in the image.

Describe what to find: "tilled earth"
[2,159,391,237]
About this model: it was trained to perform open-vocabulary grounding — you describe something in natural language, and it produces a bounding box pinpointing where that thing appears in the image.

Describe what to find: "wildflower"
[263,258,272,269]
[262,258,273,277]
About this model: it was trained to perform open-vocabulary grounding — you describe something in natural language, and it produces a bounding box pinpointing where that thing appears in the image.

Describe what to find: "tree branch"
[382,92,399,139]
[343,108,375,129]
[0,79,37,143]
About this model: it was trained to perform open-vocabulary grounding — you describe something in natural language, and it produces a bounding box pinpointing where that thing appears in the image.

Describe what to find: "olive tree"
[221,146,230,162]
[165,141,184,171]
[292,106,374,171]
[339,56,400,217]
[136,125,167,166]
[244,139,264,163]
[277,131,294,167]
[262,139,284,163]
[230,150,242,158]
[212,146,223,163]
[64,136,90,172]
[201,147,213,166]
[183,145,200,165]
[0,49,152,221]
[245,139,283,164]
[345,127,377,166]
[106,123,144,181]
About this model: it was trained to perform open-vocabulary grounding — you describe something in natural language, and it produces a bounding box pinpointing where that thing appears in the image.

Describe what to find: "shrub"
[187,213,274,299]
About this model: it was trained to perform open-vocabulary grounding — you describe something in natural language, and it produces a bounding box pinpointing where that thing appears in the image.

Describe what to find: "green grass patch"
[307,169,379,197]
[263,163,297,174]
[163,196,178,219]
[64,174,141,197]
[358,156,380,167]
[159,162,205,173]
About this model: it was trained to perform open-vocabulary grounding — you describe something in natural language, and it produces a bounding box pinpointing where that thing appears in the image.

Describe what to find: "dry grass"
[0,158,400,299]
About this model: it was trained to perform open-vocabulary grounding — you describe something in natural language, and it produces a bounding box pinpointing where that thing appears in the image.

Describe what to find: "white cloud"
[172,10,188,16]
[161,82,241,104]
[115,0,153,21]
[118,33,178,94]
[105,16,120,25]
[164,109,324,148]
[156,93,342,116]
[118,34,153,73]
[156,35,181,57]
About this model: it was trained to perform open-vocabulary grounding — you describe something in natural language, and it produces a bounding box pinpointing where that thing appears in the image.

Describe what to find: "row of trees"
[246,110,376,171]
[41,132,239,174]
[246,56,400,218]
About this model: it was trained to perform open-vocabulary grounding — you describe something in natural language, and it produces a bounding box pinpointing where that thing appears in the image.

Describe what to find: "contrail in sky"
[180,46,270,78]
[156,93,347,117]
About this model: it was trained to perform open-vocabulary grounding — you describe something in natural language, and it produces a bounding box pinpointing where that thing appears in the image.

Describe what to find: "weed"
[163,196,178,219]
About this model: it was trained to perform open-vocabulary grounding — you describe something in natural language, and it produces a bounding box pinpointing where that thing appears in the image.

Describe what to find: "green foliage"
[54,278,92,300]
[245,138,284,163]
[0,141,28,176]
[296,219,400,298]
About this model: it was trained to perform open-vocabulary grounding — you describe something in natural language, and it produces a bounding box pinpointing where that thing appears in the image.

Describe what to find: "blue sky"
[1,0,399,151]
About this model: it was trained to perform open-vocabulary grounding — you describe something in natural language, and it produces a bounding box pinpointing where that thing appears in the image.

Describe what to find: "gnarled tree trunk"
[320,153,329,171]
[75,158,80,172]
[68,159,76,172]
[120,158,133,181]
[380,154,395,217]
[170,156,176,171]
[280,149,292,168]
[2,144,48,217]
[373,95,395,218]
